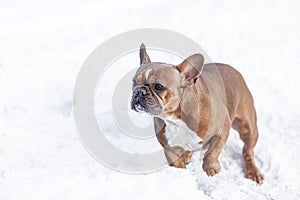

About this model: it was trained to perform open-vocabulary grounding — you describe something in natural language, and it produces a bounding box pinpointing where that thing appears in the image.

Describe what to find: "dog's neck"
[158,107,181,120]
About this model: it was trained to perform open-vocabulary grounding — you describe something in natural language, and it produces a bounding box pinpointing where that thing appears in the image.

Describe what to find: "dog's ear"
[140,43,151,65]
[177,54,204,87]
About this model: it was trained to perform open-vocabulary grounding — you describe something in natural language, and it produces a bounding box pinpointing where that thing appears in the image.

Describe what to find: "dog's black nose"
[134,87,148,97]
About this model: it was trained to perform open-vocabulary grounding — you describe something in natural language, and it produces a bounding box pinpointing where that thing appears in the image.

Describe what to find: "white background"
[1,0,300,199]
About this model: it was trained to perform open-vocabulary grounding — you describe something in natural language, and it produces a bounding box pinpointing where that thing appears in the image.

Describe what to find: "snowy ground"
[1,0,300,199]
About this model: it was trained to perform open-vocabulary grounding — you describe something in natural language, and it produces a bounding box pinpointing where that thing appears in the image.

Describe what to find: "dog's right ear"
[140,43,151,65]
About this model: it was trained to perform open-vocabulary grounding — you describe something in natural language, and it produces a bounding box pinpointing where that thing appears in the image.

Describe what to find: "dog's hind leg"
[232,101,264,184]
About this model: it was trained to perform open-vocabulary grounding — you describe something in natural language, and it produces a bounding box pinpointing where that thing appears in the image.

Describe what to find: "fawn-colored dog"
[131,44,264,184]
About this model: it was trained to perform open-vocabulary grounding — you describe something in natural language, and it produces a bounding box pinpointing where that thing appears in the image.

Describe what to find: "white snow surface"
[1,0,300,199]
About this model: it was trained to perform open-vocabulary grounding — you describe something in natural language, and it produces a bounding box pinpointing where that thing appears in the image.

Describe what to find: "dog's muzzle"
[131,86,161,115]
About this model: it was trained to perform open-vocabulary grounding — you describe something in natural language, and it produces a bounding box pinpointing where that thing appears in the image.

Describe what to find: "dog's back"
[202,63,254,121]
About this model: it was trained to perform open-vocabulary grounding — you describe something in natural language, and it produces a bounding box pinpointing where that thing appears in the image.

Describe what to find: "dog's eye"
[154,83,165,92]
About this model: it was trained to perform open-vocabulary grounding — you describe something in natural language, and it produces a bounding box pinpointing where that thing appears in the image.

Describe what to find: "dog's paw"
[202,159,221,176]
[170,159,186,168]
[184,150,192,164]
[165,146,193,168]
[246,166,264,184]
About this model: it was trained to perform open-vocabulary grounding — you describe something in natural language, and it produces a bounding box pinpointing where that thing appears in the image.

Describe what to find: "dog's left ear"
[177,54,204,87]
[140,43,151,65]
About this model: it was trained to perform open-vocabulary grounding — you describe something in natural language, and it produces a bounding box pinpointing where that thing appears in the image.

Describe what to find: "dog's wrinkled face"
[131,44,204,116]
[131,63,182,115]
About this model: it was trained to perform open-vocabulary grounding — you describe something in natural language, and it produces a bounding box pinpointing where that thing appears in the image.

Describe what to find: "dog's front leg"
[154,117,192,168]
[202,117,230,176]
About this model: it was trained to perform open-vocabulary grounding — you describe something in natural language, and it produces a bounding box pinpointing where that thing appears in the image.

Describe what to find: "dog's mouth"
[131,98,158,112]
[131,88,161,115]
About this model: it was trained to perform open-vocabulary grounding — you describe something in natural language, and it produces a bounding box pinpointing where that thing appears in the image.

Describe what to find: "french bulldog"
[131,44,264,184]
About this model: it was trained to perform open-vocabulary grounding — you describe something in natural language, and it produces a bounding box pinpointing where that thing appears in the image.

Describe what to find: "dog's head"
[131,44,204,116]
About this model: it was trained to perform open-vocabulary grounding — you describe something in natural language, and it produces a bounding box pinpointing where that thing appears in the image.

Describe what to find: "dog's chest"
[164,118,202,151]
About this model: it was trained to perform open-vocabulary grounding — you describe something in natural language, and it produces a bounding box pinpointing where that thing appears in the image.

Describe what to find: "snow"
[1,0,300,199]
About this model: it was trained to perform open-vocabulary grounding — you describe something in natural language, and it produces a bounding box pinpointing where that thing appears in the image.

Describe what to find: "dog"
[131,44,264,184]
